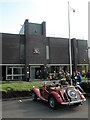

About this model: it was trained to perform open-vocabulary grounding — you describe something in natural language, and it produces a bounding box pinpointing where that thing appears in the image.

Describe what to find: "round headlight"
[68,89,77,99]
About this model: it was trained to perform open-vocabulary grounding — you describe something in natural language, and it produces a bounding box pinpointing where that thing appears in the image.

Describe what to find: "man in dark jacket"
[86,70,90,80]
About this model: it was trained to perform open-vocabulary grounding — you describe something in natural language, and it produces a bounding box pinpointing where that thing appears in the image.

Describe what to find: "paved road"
[2,97,89,119]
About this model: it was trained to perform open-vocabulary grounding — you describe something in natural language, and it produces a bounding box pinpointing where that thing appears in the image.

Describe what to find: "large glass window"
[7,67,12,74]
[6,66,25,80]
[49,66,68,80]
[51,66,55,73]
[20,44,24,59]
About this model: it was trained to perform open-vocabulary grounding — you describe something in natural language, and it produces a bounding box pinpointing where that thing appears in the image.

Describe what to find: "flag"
[69,2,75,13]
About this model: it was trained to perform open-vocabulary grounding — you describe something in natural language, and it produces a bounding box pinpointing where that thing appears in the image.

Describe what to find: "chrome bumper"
[61,98,86,105]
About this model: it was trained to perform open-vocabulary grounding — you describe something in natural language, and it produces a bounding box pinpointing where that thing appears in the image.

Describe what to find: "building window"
[46,46,49,60]
[20,44,24,59]
[7,67,12,74]
[6,66,25,80]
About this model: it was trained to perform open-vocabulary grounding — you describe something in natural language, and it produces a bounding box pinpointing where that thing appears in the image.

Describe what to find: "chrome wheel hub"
[50,97,55,108]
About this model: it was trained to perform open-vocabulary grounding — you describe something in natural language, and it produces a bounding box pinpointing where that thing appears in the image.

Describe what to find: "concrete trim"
[77,64,88,66]
[47,64,70,66]
[0,64,25,66]
[29,64,44,66]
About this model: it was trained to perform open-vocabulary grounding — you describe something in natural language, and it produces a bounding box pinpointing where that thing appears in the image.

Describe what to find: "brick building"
[0,19,89,81]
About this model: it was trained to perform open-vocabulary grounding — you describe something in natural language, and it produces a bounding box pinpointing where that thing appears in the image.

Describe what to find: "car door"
[40,87,49,100]
[43,88,49,100]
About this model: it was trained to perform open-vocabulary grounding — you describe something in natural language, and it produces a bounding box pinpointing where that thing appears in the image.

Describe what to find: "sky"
[0,0,90,57]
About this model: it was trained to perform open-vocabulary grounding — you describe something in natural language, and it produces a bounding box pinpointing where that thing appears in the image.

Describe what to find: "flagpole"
[68,1,72,85]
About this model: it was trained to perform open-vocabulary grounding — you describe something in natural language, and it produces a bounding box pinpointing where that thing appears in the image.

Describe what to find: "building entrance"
[30,65,45,79]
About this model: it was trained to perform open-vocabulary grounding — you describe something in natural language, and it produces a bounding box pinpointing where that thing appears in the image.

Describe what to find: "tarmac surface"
[1,96,89,119]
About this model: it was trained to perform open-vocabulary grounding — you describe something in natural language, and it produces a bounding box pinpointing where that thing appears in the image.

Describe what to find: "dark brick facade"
[0,33,2,80]
[77,40,88,64]
[27,35,46,64]
[49,37,69,64]
[2,33,21,64]
[0,19,89,80]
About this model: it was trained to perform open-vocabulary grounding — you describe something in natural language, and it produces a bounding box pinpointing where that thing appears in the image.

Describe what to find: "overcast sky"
[0,0,89,39]
[1,0,90,58]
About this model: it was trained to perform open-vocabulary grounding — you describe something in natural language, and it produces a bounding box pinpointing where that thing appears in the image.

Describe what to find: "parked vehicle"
[31,80,86,109]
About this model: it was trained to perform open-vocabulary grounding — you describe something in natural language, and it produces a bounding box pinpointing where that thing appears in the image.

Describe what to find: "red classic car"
[32,81,86,109]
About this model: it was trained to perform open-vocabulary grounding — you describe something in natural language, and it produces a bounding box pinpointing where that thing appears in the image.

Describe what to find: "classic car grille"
[71,97,78,101]
[64,92,70,102]
[66,87,81,102]
[59,91,65,102]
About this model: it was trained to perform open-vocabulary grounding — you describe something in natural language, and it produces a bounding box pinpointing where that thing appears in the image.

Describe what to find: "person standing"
[54,71,56,80]
[86,70,90,80]
[78,72,82,84]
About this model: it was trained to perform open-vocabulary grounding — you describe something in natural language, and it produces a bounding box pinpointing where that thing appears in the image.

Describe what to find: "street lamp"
[68,1,75,85]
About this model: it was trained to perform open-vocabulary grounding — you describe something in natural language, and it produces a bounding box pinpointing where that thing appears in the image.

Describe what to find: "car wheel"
[32,91,37,101]
[49,96,57,109]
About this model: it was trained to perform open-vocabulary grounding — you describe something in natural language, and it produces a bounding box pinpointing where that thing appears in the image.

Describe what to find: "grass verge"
[1,81,43,93]
[0,81,43,99]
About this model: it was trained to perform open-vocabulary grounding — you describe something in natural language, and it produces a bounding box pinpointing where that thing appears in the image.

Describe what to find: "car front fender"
[76,89,86,101]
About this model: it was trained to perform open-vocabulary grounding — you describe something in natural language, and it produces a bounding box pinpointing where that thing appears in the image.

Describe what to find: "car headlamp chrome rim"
[68,89,77,99]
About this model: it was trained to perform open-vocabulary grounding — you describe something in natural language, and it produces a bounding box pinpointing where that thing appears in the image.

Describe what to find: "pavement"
[2,96,31,101]
[2,97,89,118]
